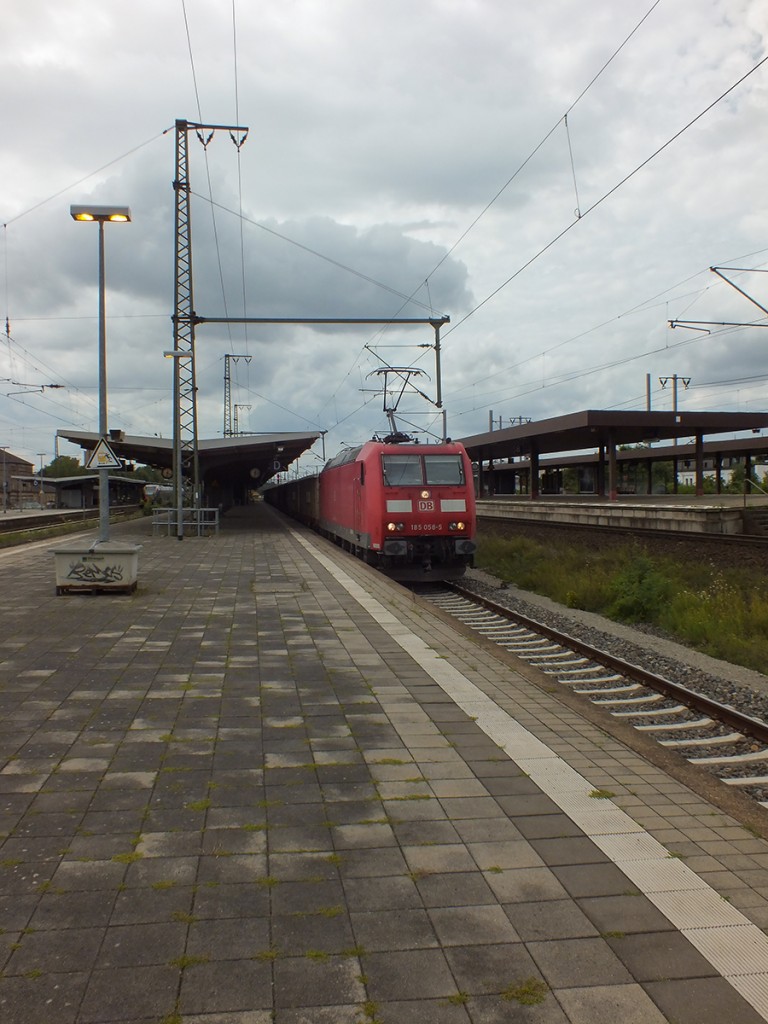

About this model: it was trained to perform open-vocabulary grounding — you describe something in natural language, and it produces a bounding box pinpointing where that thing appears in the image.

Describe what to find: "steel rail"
[450,581,768,745]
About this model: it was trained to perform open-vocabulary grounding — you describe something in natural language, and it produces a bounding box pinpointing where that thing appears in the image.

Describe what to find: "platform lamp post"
[70,205,131,544]
[163,349,193,541]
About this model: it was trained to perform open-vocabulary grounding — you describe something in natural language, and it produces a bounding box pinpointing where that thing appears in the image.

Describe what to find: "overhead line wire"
[181,0,204,121]
[189,191,441,313]
[449,318,761,417]
[1,131,166,228]
[2,391,91,428]
[200,157,234,345]
[236,384,324,430]
[181,6,666,428]
[450,273,713,397]
[451,250,768,401]
[3,329,98,415]
[691,373,768,389]
[342,0,666,431]
[181,1,236,345]
[443,51,768,342]
[415,0,665,294]
[369,0,667,398]
[232,0,250,360]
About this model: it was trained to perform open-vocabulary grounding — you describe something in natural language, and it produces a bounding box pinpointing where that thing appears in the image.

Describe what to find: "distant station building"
[1,451,38,509]
[10,472,145,510]
[676,456,768,489]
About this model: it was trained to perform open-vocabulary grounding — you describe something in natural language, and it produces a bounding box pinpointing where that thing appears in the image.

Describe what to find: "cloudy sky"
[2,0,768,470]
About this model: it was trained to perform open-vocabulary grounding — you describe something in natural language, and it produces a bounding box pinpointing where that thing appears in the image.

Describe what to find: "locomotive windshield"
[382,453,465,486]
[382,455,422,486]
[424,455,464,485]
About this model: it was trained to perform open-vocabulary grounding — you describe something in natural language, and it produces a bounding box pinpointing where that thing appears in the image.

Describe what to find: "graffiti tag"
[66,561,125,583]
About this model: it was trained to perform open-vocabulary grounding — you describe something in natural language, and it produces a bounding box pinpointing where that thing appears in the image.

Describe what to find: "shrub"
[475,531,768,672]
[607,555,671,623]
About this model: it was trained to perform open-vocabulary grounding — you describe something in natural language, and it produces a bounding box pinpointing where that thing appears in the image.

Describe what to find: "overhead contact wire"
[380,0,666,386]
[451,319,763,417]
[419,0,665,291]
[181,0,204,122]
[190,192,439,313]
[232,0,250,358]
[182,0,236,344]
[445,52,768,341]
[564,114,581,218]
[2,132,165,228]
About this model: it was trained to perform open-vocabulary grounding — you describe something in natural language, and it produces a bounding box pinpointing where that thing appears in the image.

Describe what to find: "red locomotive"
[265,439,476,581]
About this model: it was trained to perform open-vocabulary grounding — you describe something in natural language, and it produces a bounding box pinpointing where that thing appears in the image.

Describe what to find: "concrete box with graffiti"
[53,544,141,594]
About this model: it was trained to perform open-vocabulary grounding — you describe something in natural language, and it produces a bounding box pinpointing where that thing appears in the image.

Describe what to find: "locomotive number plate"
[411,523,440,531]
[417,500,435,511]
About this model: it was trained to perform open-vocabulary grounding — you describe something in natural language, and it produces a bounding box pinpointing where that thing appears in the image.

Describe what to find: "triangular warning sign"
[86,438,122,470]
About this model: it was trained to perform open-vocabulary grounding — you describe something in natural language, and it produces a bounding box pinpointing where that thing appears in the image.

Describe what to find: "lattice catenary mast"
[172,118,248,504]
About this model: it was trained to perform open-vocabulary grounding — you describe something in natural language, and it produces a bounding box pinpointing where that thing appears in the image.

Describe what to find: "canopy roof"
[459,410,768,460]
[56,430,319,490]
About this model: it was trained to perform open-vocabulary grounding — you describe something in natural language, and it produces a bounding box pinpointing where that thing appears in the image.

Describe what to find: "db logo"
[418,500,435,511]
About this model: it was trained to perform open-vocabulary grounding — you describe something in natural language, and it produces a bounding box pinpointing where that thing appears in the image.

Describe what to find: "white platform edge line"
[294,534,768,1020]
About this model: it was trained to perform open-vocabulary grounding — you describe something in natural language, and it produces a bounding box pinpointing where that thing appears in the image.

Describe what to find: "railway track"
[0,508,139,547]
[477,513,768,549]
[415,582,768,809]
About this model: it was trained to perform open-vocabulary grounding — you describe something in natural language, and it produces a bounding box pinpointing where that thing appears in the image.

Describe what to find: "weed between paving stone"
[500,977,549,1005]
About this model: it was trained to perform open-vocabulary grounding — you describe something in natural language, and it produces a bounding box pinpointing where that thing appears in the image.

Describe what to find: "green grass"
[446,991,469,1005]
[358,1000,381,1022]
[171,910,198,924]
[185,798,212,812]
[253,946,281,961]
[111,851,143,864]
[500,977,549,1005]
[476,532,768,672]
[169,954,210,969]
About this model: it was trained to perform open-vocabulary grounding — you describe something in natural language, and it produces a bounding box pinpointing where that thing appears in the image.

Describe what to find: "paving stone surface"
[0,506,767,1023]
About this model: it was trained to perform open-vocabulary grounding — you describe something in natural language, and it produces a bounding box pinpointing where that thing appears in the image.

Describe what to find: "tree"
[44,455,88,477]
[651,460,675,494]
[132,465,164,483]
[726,461,760,494]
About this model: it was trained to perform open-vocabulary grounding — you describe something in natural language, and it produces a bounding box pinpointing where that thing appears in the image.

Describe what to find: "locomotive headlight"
[448,521,466,531]
[386,522,405,532]
[420,490,431,499]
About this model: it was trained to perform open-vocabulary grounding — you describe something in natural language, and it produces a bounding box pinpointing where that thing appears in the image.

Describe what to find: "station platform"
[2,504,768,1023]
[477,494,768,536]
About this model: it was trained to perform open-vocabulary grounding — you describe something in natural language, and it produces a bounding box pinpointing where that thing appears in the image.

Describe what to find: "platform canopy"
[458,409,768,500]
[56,429,320,504]
[458,410,768,461]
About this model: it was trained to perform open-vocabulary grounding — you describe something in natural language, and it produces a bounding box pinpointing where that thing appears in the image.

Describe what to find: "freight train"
[265,439,476,582]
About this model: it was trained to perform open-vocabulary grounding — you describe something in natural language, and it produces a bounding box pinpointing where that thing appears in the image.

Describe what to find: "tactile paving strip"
[295,531,768,1021]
